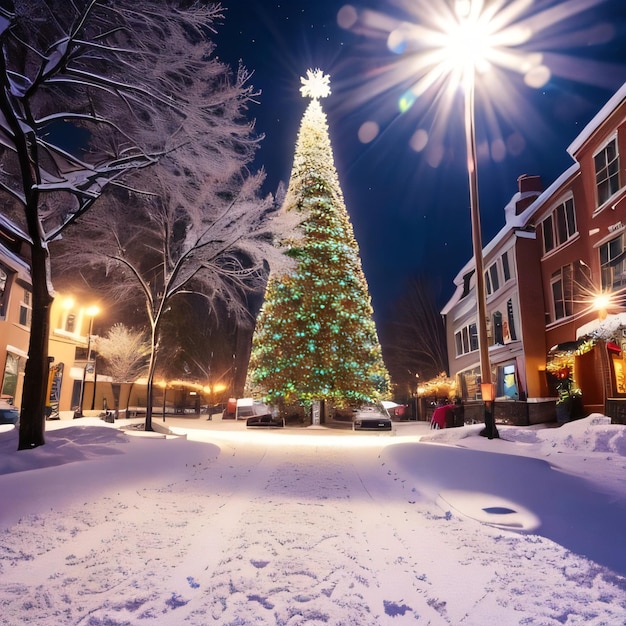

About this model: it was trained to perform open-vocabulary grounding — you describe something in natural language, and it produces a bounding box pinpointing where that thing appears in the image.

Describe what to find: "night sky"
[215,0,626,325]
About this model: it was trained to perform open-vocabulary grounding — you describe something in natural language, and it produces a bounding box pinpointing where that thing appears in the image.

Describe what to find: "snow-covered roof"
[0,243,31,284]
[442,162,580,314]
[0,212,31,244]
[567,81,626,156]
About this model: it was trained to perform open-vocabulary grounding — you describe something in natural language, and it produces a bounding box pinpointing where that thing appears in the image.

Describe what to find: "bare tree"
[56,168,290,430]
[0,0,241,448]
[380,276,449,396]
[93,323,149,383]
[54,44,297,429]
[93,323,149,417]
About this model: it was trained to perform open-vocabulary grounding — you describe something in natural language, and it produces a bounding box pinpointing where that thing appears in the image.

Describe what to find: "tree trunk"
[145,377,154,431]
[18,246,53,450]
[144,323,158,432]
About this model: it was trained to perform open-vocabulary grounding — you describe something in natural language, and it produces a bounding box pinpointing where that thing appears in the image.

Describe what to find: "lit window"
[66,314,75,333]
[19,289,32,327]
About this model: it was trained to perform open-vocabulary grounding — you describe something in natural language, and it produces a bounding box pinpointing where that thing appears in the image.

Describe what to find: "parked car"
[233,398,284,427]
[0,399,19,426]
[353,404,392,431]
[246,412,285,428]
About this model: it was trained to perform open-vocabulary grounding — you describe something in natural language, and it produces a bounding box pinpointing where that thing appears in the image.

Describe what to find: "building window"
[501,250,511,282]
[454,322,478,356]
[0,266,7,318]
[600,234,626,291]
[506,299,517,341]
[2,353,17,400]
[498,363,519,400]
[19,289,31,328]
[541,197,577,254]
[541,214,554,253]
[551,264,573,320]
[485,262,501,296]
[65,314,75,333]
[460,270,474,299]
[594,137,620,207]
[493,311,503,345]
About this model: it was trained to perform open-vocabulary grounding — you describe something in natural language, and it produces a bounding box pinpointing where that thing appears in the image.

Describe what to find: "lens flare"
[338,0,619,161]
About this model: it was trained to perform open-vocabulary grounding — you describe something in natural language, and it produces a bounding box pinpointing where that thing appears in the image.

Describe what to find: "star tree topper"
[300,68,331,99]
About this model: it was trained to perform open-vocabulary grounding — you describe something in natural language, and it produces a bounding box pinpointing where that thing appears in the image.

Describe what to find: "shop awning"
[548,340,584,354]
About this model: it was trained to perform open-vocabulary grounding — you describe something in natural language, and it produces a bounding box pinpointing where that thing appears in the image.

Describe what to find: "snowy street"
[1,417,626,625]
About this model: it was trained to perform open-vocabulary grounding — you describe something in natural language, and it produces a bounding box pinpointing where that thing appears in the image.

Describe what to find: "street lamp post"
[76,305,99,418]
[461,56,497,438]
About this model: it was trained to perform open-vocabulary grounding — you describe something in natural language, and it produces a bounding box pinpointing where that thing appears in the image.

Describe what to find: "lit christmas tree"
[248,69,390,411]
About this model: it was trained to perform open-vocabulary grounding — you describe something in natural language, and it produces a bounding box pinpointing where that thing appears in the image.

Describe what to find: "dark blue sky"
[216,0,626,324]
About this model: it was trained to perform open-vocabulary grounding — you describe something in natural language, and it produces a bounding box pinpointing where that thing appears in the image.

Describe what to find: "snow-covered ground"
[1,414,625,625]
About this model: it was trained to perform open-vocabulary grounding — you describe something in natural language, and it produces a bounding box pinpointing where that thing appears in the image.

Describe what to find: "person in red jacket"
[431,400,454,429]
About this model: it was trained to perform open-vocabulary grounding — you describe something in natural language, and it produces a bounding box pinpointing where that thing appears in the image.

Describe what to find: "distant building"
[0,212,107,418]
[0,214,33,407]
[442,81,626,424]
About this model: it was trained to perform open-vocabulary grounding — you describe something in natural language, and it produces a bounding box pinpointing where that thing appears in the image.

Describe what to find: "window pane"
[556,204,568,245]
[493,311,503,344]
[606,139,617,162]
[542,216,554,253]
[594,151,606,171]
[507,299,517,341]
[552,276,564,320]
[598,179,611,205]
[490,264,499,292]
[455,332,463,356]
[609,235,623,260]
[565,199,576,237]
[462,327,469,353]
[595,139,620,206]
[563,264,573,316]
[469,323,478,351]
[502,251,511,281]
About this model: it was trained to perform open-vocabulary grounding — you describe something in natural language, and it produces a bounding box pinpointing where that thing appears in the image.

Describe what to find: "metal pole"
[464,70,498,438]
[464,70,491,389]
[162,386,167,422]
[77,315,94,417]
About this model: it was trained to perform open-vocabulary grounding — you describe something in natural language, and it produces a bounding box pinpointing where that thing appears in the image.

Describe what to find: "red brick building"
[443,82,626,424]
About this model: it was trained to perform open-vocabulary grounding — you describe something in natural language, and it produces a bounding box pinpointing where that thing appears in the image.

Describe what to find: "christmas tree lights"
[248,70,390,410]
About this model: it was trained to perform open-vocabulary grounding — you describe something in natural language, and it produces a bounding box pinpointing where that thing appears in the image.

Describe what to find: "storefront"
[547,313,626,423]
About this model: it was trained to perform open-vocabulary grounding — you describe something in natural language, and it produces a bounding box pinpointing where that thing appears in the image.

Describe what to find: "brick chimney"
[515,174,542,215]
